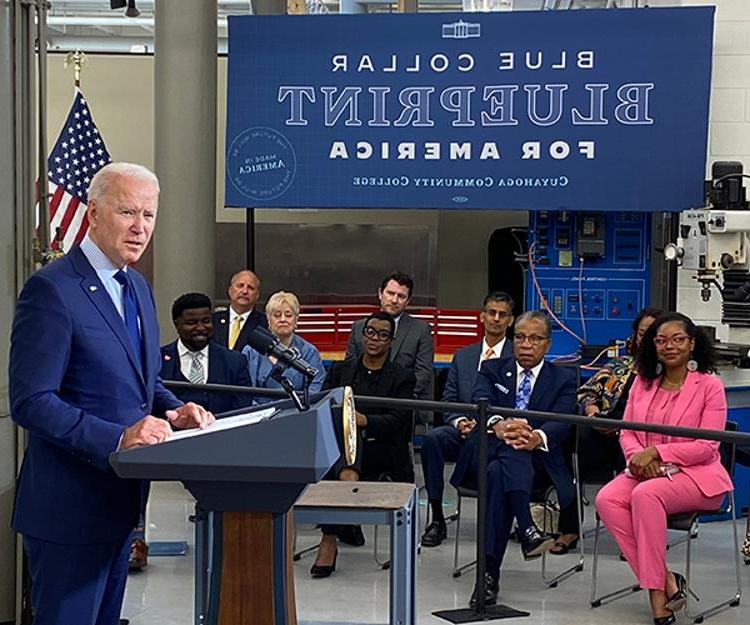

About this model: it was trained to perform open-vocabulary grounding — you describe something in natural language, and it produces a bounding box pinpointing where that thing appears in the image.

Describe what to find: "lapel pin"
[89,285,97,292]
[164,354,171,361]
[505,371,512,377]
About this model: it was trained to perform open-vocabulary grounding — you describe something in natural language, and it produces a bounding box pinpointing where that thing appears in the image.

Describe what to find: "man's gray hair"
[515,310,552,337]
[88,162,159,204]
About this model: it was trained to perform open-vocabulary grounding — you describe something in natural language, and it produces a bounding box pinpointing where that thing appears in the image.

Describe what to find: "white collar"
[481,336,506,356]
[177,339,209,359]
[516,360,544,379]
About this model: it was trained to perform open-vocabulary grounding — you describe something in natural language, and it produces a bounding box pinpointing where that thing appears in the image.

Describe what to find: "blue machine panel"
[526,211,651,358]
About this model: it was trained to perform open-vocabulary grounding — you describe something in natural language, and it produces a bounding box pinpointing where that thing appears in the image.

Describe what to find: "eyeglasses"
[363,326,393,342]
[513,333,550,346]
[484,309,511,319]
[653,333,691,347]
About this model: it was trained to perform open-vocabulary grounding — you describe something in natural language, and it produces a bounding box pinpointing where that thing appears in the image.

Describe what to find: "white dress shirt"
[79,234,126,319]
[229,307,250,330]
[178,340,209,385]
[477,337,507,371]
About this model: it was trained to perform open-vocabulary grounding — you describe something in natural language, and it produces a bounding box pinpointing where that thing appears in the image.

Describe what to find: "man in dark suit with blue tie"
[9,163,214,625]
[161,292,254,415]
[420,291,516,547]
[450,310,576,607]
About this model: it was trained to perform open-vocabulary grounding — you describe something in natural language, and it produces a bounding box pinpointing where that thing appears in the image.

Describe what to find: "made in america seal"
[227,127,296,202]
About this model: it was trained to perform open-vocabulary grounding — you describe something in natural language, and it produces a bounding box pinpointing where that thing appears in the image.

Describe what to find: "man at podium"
[9,163,213,625]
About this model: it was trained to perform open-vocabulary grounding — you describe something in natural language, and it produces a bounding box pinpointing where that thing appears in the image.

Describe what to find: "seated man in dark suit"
[129,293,254,571]
[421,291,516,547]
[450,311,576,607]
[310,311,416,578]
[161,292,254,414]
[212,269,268,352]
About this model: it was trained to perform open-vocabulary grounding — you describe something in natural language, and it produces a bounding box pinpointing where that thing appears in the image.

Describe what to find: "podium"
[110,389,346,625]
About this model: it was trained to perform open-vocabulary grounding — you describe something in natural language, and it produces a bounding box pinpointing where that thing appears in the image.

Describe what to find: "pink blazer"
[621,371,733,498]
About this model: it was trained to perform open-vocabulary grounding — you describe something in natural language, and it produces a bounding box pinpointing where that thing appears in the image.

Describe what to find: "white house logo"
[442,20,481,39]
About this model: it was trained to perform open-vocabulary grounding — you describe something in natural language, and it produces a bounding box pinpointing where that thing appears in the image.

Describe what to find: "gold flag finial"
[64,50,88,87]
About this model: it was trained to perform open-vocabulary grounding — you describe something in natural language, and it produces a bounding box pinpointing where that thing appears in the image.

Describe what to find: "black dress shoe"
[664,571,688,612]
[520,525,556,560]
[653,614,675,625]
[337,525,365,547]
[310,551,338,578]
[421,521,447,547]
[469,573,499,608]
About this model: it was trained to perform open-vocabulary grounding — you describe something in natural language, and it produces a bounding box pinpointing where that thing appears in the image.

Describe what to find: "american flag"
[44,90,111,252]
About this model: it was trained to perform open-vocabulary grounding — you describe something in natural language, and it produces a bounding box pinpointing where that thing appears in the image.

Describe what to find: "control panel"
[526,211,652,358]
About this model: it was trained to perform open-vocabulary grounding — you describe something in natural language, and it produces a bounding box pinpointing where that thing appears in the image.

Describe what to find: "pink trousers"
[595,472,724,590]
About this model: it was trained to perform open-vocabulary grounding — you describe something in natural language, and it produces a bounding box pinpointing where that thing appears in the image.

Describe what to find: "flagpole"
[36,0,50,261]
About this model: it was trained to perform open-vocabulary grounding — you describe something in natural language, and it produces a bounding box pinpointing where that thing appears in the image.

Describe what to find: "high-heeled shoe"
[310,550,338,578]
[664,571,687,612]
[652,614,675,625]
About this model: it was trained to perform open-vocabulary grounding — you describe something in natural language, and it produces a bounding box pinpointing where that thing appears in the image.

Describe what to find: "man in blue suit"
[9,163,214,625]
[161,292,254,415]
[450,311,576,607]
[420,291,515,547]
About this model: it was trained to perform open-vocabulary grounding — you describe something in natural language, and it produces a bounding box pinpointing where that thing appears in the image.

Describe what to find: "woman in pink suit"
[596,312,733,625]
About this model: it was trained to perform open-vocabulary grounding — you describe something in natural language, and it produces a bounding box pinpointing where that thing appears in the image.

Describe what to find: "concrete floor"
[122,478,750,625]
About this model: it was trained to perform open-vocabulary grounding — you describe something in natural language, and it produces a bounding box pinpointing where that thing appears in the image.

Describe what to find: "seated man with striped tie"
[161,292,254,415]
[128,292,254,571]
[420,291,516,547]
[450,310,577,607]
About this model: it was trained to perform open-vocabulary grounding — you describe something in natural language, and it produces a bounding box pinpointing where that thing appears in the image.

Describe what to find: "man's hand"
[165,402,215,430]
[458,418,476,437]
[121,416,173,450]
[355,410,368,428]
[628,447,660,478]
[493,418,538,449]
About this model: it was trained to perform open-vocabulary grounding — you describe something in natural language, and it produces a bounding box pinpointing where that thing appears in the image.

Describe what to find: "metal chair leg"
[589,516,640,607]
[685,494,742,623]
[293,542,319,561]
[541,463,584,588]
[451,492,476,577]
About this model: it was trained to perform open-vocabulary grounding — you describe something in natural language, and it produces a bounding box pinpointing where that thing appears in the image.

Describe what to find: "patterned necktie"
[483,346,496,360]
[113,270,142,370]
[229,315,243,349]
[189,352,205,385]
[515,369,533,410]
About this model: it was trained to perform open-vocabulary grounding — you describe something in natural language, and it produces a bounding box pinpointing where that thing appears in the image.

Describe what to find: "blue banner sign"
[225,8,713,211]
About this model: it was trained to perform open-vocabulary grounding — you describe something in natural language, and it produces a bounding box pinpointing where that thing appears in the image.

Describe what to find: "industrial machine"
[665,161,750,352]
[525,210,654,360]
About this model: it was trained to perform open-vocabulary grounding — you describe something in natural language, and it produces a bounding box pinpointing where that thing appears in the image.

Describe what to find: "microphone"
[246,326,319,380]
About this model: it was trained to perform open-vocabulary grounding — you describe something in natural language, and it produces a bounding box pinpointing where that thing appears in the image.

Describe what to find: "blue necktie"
[114,269,143,370]
[515,369,533,410]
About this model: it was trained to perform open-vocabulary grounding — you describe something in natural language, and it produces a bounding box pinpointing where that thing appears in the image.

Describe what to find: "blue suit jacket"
[441,339,514,424]
[160,340,254,415]
[9,246,182,544]
[450,356,577,506]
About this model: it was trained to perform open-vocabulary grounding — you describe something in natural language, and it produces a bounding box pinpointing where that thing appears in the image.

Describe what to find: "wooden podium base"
[218,511,297,625]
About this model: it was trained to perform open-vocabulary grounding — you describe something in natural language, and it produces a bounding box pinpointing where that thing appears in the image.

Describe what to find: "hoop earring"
[687,359,698,372]
[655,362,663,375]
